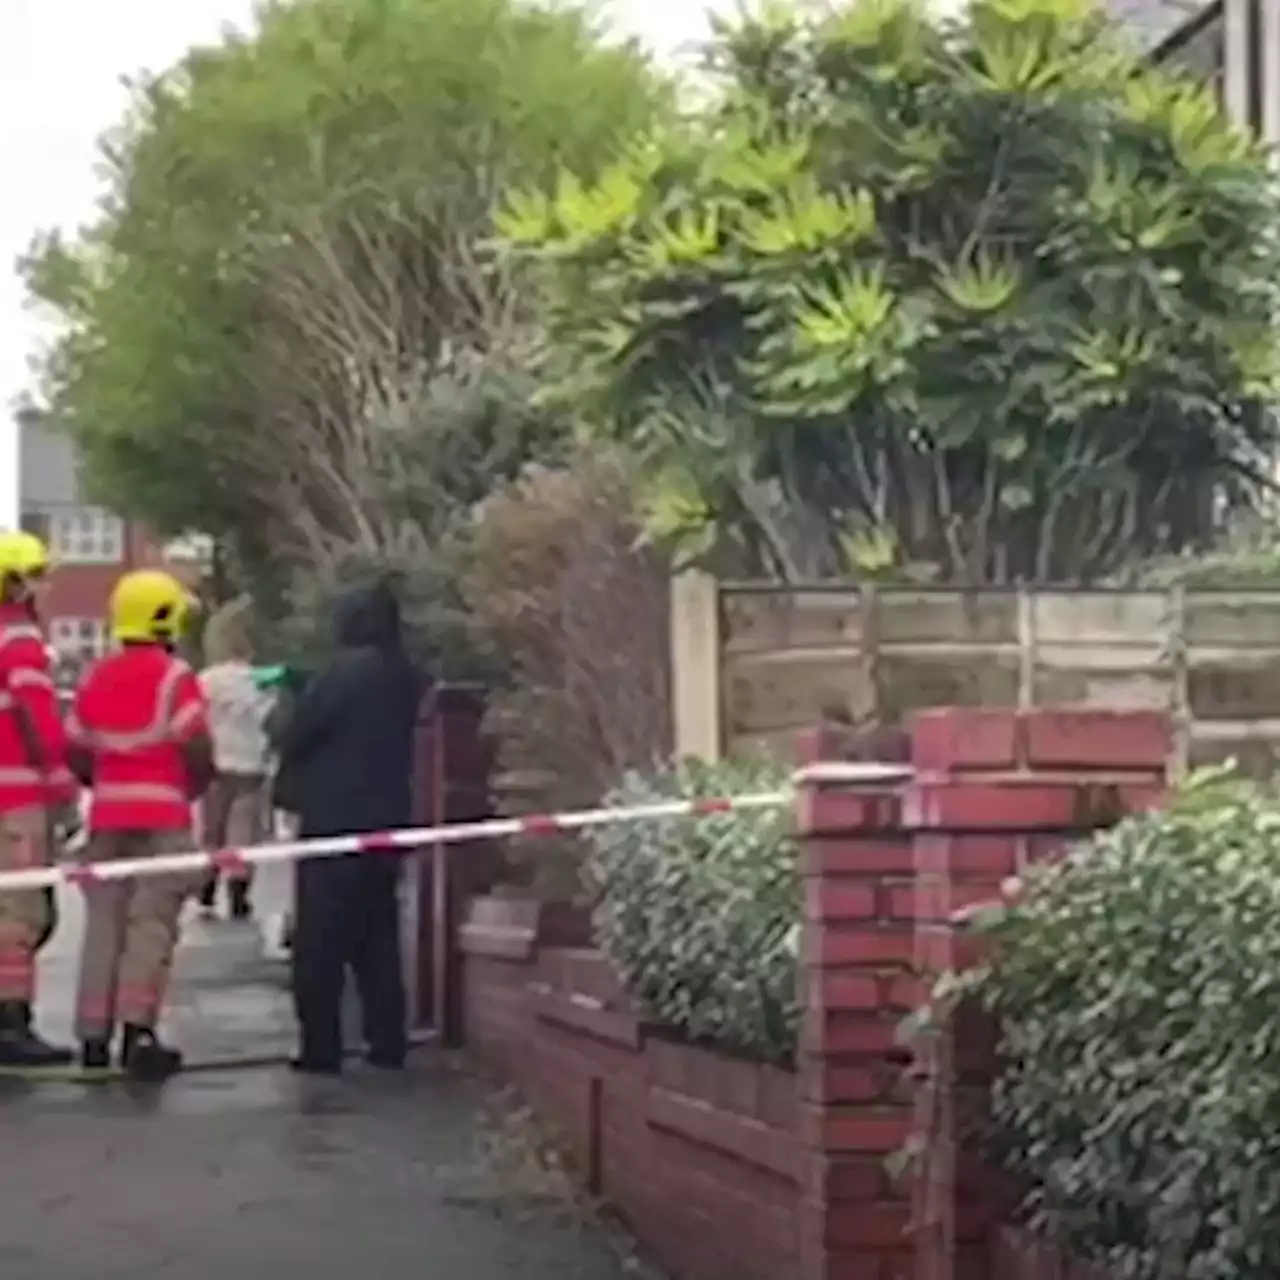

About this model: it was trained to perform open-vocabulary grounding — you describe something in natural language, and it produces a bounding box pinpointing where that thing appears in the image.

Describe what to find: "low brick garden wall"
[459,707,1172,1280]
[462,913,801,1279]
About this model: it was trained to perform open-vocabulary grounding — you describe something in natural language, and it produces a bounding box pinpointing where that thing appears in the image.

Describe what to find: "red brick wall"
[459,706,1171,1280]
[796,707,1169,1280]
[44,522,179,626]
[45,522,139,621]
[796,761,928,1280]
[461,915,802,1279]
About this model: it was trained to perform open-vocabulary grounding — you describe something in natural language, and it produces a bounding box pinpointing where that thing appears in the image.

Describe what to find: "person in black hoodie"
[273,579,425,1075]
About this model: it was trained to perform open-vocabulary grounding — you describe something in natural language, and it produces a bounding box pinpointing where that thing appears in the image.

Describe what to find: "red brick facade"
[459,707,1173,1280]
[39,524,204,681]
[798,709,1169,1280]
[462,924,802,1278]
[43,521,159,624]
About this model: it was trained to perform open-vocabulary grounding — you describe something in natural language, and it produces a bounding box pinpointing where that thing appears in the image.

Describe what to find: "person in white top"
[196,600,274,920]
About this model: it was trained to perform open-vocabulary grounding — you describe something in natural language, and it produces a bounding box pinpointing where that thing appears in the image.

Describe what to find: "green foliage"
[965,770,1280,1277]
[462,452,672,800]
[266,540,478,677]
[1127,514,1280,588]
[500,0,1280,582]
[585,756,798,1063]
[259,364,563,674]
[24,0,666,582]
[459,451,672,897]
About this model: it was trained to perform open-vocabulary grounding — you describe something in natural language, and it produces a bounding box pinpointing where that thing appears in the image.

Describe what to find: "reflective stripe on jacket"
[70,644,209,831]
[0,603,73,813]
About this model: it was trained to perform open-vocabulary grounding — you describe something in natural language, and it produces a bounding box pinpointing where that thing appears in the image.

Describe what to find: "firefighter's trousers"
[74,831,198,1041]
[0,807,53,1002]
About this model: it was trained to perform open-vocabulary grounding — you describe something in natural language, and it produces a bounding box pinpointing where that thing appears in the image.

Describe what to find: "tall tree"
[24,0,667,584]
[499,0,1280,582]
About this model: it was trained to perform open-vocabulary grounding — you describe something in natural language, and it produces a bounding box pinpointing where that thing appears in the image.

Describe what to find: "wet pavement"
[0,1054,655,1279]
[34,859,301,1063]
[12,860,654,1279]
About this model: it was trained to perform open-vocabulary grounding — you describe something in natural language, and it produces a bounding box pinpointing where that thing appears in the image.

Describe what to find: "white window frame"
[48,508,124,565]
[48,617,109,663]
[161,533,214,566]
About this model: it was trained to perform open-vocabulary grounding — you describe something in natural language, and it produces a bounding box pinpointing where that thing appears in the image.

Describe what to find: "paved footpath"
[14,864,658,1279]
[37,860,342,1063]
[0,1053,659,1280]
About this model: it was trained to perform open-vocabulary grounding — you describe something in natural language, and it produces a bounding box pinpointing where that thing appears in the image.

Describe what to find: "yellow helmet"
[0,530,50,584]
[108,570,193,644]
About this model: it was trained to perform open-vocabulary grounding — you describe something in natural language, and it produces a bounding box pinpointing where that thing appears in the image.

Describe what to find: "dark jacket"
[273,582,425,838]
[265,665,314,813]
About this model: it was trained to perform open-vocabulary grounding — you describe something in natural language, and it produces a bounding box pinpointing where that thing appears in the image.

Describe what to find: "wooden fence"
[670,570,1280,774]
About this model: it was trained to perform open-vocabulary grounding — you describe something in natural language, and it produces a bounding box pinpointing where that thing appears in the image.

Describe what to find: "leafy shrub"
[273,540,480,676]
[967,772,1280,1280]
[1129,525,1280,590]
[245,359,565,677]
[460,449,672,896]
[462,450,672,802]
[501,0,1280,583]
[585,755,798,1065]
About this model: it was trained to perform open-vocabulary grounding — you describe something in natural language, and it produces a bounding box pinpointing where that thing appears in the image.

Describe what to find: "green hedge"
[964,771,1280,1279]
[584,756,798,1065]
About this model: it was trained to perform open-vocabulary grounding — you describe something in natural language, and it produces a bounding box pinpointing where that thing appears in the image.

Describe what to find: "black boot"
[121,1024,182,1082]
[0,1002,73,1067]
[80,1038,112,1072]
[228,880,253,921]
[289,1050,342,1076]
[197,877,217,916]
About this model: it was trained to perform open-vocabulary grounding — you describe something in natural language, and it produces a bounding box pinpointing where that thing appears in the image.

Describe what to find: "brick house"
[16,411,206,677]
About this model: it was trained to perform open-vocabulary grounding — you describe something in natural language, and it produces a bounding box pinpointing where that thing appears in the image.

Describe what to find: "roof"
[1104,0,1218,49]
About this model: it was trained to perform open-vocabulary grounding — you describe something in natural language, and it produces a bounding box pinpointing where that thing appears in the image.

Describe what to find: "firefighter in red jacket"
[67,569,214,1080]
[0,530,75,1066]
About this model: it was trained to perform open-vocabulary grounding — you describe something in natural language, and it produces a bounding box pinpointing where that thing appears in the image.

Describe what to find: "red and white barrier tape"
[2,791,794,893]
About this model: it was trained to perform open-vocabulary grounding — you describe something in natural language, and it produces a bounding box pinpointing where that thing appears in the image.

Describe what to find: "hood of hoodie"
[330,580,404,651]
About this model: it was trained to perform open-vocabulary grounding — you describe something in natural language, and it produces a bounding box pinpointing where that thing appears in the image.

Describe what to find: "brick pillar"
[796,709,1170,1280]
[796,759,916,1280]
[906,707,1171,1280]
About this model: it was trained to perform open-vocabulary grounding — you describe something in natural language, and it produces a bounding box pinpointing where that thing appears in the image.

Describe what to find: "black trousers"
[290,855,406,1067]
[34,887,57,953]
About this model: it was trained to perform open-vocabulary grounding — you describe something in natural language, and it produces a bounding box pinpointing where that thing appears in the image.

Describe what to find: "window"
[49,617,109,671]
[162,533,214,566]
[48,508,124,565]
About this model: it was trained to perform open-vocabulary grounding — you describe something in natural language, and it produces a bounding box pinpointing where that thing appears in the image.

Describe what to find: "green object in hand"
[251,664,289,690]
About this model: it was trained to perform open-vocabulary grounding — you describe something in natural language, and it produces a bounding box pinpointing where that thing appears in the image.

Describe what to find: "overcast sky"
[0,0,964,528]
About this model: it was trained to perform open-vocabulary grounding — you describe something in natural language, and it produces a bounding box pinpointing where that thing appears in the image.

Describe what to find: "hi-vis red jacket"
[0,603,74,813]
[69,643,210,832]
